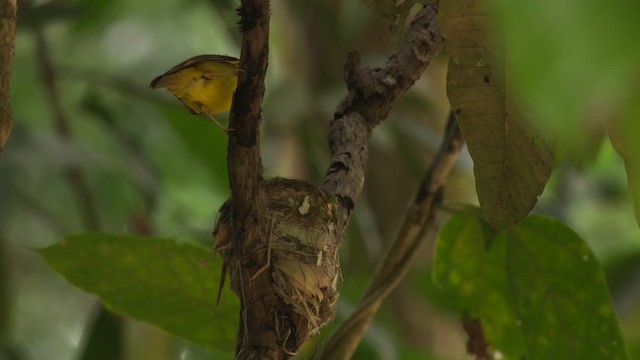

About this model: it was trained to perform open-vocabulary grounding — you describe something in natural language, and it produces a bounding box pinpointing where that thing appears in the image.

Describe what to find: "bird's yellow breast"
[153,59,239,115]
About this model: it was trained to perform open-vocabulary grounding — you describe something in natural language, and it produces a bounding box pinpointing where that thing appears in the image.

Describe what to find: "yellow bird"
[150,54,241,132]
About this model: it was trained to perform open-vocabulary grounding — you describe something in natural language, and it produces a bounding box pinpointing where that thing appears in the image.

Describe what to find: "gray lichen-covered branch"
[318,114,464,360]
[323,4,445,232]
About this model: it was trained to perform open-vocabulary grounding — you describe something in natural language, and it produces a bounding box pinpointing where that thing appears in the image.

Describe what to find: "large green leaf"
[433,209,526,358]
[440,0,554,229]
[488,0,640,226]
[38,234,239,352]
[494,0,640,153]
[434,209,628,359]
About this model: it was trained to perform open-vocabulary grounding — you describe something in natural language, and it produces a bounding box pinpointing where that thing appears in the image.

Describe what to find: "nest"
[214,177,341,348]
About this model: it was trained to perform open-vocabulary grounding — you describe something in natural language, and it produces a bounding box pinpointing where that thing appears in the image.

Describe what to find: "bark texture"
[225,1,299,358]
[225,6,272,359]
[0,0,17,156]
[324,4,445,234]
[222,3,444,358]
[318,114,463,359]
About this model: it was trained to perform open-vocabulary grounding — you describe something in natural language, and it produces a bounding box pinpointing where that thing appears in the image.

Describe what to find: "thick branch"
[226,0,276,358]
[0,0,17,157]
[323,4,444,232]
[227,0,269,221]
[318,114,463,360]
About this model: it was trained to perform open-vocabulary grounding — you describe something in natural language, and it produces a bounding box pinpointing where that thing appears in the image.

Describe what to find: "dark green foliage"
[434,209,628,359]
[38,234,238,353]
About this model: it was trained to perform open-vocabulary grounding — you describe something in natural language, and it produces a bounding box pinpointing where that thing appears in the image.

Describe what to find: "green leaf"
[434,209,628,359]
[433,209,526,358]
[440,0,554,229]
[494,0,640,157]
[609,92,640,226]
[38,234,239,352]
[505,218,627,359]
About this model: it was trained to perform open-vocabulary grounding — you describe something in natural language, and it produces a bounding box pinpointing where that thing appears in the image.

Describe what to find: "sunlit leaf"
[38,234,239,352]
[434,209,628,359]
[440,0,554,229]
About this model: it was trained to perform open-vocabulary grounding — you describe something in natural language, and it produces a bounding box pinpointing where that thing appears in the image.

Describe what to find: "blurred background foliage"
[1,0,639,359]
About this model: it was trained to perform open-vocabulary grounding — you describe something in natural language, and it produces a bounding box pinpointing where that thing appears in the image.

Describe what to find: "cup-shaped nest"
[215,177,341,345]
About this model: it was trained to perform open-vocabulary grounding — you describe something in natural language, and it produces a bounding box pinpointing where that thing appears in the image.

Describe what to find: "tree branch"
[0,3,15,342]
[0,0,17,157]
[222,3,445,358]
[29,8,127,359]
[227,0,269,229]
[318,113,463,359]
[317,4,452,358]
[323,3,445,233]
[33,13,100,231]
[226,0,276,358]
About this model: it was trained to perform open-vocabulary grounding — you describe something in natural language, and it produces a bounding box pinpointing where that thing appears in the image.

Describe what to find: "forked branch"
[324,3,445,234]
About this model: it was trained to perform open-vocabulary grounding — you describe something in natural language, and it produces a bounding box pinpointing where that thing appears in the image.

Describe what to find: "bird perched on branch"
[150,54,241,132]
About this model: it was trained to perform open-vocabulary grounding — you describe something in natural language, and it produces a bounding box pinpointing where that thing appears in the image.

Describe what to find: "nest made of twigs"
[215,177,341,340]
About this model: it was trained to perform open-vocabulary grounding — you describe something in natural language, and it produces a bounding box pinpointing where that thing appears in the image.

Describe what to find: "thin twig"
[10,183,73,235]
[28,7,131,360]
[249,218,275,282]
[318,114,464,359]
[59,66,163,104]
[33,21,100,231]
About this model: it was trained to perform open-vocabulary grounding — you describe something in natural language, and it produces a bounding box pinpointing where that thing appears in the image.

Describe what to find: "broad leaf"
[434,209,628,359]
[494,0,640,157]
[505,217,627,359]
[433,209,525,358]
[38,234,239,352]
[440,0,554,228]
